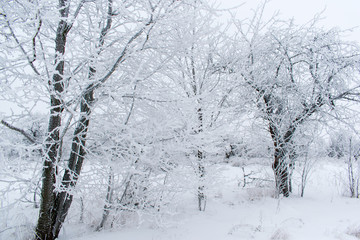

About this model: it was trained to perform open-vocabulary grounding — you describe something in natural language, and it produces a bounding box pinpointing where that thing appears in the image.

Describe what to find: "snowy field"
[47,158,360,240]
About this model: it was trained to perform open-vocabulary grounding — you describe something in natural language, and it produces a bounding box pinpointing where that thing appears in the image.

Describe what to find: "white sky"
[217,0,360,43]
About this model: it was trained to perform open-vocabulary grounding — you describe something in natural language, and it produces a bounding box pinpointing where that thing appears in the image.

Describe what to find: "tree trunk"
[35,145,57,240]
[35,1,69,238]
[197,149,206,211]
[272,151,290,197]
[96,167,114,231]
[52,90,94,238]
[269,130,291,197]
[267,113,295,198]
[196,107,206,211]
[269,128,292,197]
[35,105,62,239]
[52,0,113,235]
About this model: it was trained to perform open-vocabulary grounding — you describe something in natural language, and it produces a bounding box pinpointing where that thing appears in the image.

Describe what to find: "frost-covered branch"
[1,120,36,144]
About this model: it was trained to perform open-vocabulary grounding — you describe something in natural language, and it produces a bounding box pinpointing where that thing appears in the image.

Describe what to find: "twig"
[1,120,36,144]
[2,14,41,76]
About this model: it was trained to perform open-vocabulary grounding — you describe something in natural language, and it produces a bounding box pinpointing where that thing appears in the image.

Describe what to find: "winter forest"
[1,0,360,239]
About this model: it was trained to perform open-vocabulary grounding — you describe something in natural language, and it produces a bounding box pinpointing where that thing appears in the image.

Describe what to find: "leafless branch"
[64,0,86,33]
[31,12,42,63]
[82,16,155,96]
[2,14,41,75]
[1,120,36,144]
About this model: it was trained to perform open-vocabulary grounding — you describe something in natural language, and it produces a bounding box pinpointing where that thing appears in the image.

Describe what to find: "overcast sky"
[217,0,360,43]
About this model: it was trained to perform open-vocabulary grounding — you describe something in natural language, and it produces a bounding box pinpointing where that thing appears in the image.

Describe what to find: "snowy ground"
[55,158,360,240]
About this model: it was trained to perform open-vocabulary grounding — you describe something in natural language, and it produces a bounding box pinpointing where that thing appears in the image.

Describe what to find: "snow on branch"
[1,120,36,144]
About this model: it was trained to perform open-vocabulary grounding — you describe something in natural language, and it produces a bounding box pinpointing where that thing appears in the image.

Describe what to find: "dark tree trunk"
[50,0,111,233]
[52,0,113,235]
[267,115,295,198]
[272,151,290,197]
[35,144,57,240]
[52,89,94,238]
[35,1,69,238]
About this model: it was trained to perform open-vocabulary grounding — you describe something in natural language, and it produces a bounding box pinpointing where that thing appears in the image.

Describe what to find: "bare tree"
[156,1,231,211]
[230,5,360,197]
[1,0,183,239]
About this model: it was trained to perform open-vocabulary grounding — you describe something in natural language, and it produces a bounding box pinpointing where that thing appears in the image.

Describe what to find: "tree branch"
[31,12,42,63]
[1,120,36,144]
[2,15,41,76]
[81,15,155,96]
[66,0,87,33]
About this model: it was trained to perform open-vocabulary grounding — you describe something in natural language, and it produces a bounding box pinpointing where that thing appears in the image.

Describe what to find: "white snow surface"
[56,159,360,240]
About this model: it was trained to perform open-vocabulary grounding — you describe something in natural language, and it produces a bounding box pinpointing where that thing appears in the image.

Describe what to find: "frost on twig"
[1,120,36,144]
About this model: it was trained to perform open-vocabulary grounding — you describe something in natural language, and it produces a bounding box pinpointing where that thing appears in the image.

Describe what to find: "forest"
[1,1,360,240]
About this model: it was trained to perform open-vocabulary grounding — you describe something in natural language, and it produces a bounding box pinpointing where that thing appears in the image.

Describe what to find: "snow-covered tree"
[229,7,360,196]
[153,1,233,211]
[1,0,184,239]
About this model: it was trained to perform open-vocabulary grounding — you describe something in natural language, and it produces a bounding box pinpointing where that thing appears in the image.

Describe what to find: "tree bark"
[272,150,290,197]
[263,93,296,198]
[52,87,94,238]
[96,167,114,231]
[35,1,69,239]
[270,128,297,197]
[197,149,206,211]
[196,107,206,211]
[51,0,112,236]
